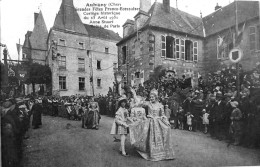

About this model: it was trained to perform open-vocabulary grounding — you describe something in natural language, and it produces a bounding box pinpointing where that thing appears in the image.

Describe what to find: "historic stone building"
[117,0,260,87]
[22,11,48,65]
[203,1,260,72]
[46,0,121,96]
[22,0,121,96]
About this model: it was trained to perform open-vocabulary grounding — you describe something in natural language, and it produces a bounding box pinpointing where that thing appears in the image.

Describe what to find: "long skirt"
[85,110,100,129]
[129,117,175,161]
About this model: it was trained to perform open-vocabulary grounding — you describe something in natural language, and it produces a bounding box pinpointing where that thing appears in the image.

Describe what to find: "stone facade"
[117,0,260,87]
[203,19,260,73]
[46,0,121,96]
[118,28,203,87]
[47,30,91,96]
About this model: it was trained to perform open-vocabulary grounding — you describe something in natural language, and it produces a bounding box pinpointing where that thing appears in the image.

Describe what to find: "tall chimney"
[140,0,151,13]
[163,0,170,13]
[215,3,222,11]
[34,13,39,25]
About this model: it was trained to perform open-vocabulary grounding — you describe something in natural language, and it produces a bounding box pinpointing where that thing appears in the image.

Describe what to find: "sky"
[0,0,256,61]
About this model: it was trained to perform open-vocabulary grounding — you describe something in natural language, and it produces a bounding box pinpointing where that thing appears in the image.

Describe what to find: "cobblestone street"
[22,115,260,167]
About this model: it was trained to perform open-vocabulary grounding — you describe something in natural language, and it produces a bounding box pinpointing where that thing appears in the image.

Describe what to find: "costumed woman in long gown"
[129,88,175,161]
[86,97,100,129]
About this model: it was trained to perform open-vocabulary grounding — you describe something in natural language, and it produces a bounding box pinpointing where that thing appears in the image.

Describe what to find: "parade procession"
[1,0,260,167]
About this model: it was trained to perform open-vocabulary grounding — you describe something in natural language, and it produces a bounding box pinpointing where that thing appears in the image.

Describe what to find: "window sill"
[77,69,85,72]
[165,58,177,61]
[96,87,102,89]
[79,89,86,91]
[96,69,102,71]
[59,68,67,71]
[59,89,68,91]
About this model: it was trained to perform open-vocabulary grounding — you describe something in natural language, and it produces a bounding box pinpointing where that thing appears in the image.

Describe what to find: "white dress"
[187,115,193,125]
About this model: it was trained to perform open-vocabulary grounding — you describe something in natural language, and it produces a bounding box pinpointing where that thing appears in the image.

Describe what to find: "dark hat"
[224,93,232,97]
[216,92,222,98]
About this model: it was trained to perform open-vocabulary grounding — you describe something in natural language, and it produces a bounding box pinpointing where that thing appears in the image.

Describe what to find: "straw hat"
[118,95,127,105]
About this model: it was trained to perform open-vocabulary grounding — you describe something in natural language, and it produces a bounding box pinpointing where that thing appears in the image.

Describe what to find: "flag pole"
[18,39,20,65]
[235,0,240,100]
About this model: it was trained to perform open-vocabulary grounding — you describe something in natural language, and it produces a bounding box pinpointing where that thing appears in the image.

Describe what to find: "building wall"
[30,49,46,65]
[47,30,119,96]
[22,47,31,61]
[48,30,91,97]
[203,18,260,73]
[118,28,203,87]
[90,37,118,96]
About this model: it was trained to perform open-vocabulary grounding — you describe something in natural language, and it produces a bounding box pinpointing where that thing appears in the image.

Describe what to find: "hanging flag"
[16,43,23,55]
[235,22,246,46]
[217,28,235,59]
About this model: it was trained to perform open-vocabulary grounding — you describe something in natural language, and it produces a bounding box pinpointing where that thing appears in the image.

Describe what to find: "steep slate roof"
[203,1,259,36]
[29,11,48,50]
[123,19,135,27]
[53,0,88,35]
[117,2,204,45]
[23,31,32,48]
[84,24,121,41]
[148,2,203,37]
[118,1,259,46]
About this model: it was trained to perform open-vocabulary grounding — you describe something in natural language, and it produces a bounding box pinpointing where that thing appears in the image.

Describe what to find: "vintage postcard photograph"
[0,0,260,167]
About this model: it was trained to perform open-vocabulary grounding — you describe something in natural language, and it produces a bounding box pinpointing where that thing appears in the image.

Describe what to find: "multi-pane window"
[97,78,101,87]
[59,39,66,46]
[149,34,155,52]
[249,26,256,53]
[162,36,197,61]
[217,37,222,59]
[193,41,198,61]
[79,77,85,90]
[161,35,166,57]
[58,56,66,69]
[185,40,193,61]
[181,39,185,60]
[79,42,84,49]
[105,47,109,54]
[166,36,176,59]
[175,38,180,59]
[59,76,66,90]
[78,58,85,71]
[97,60,101,70]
